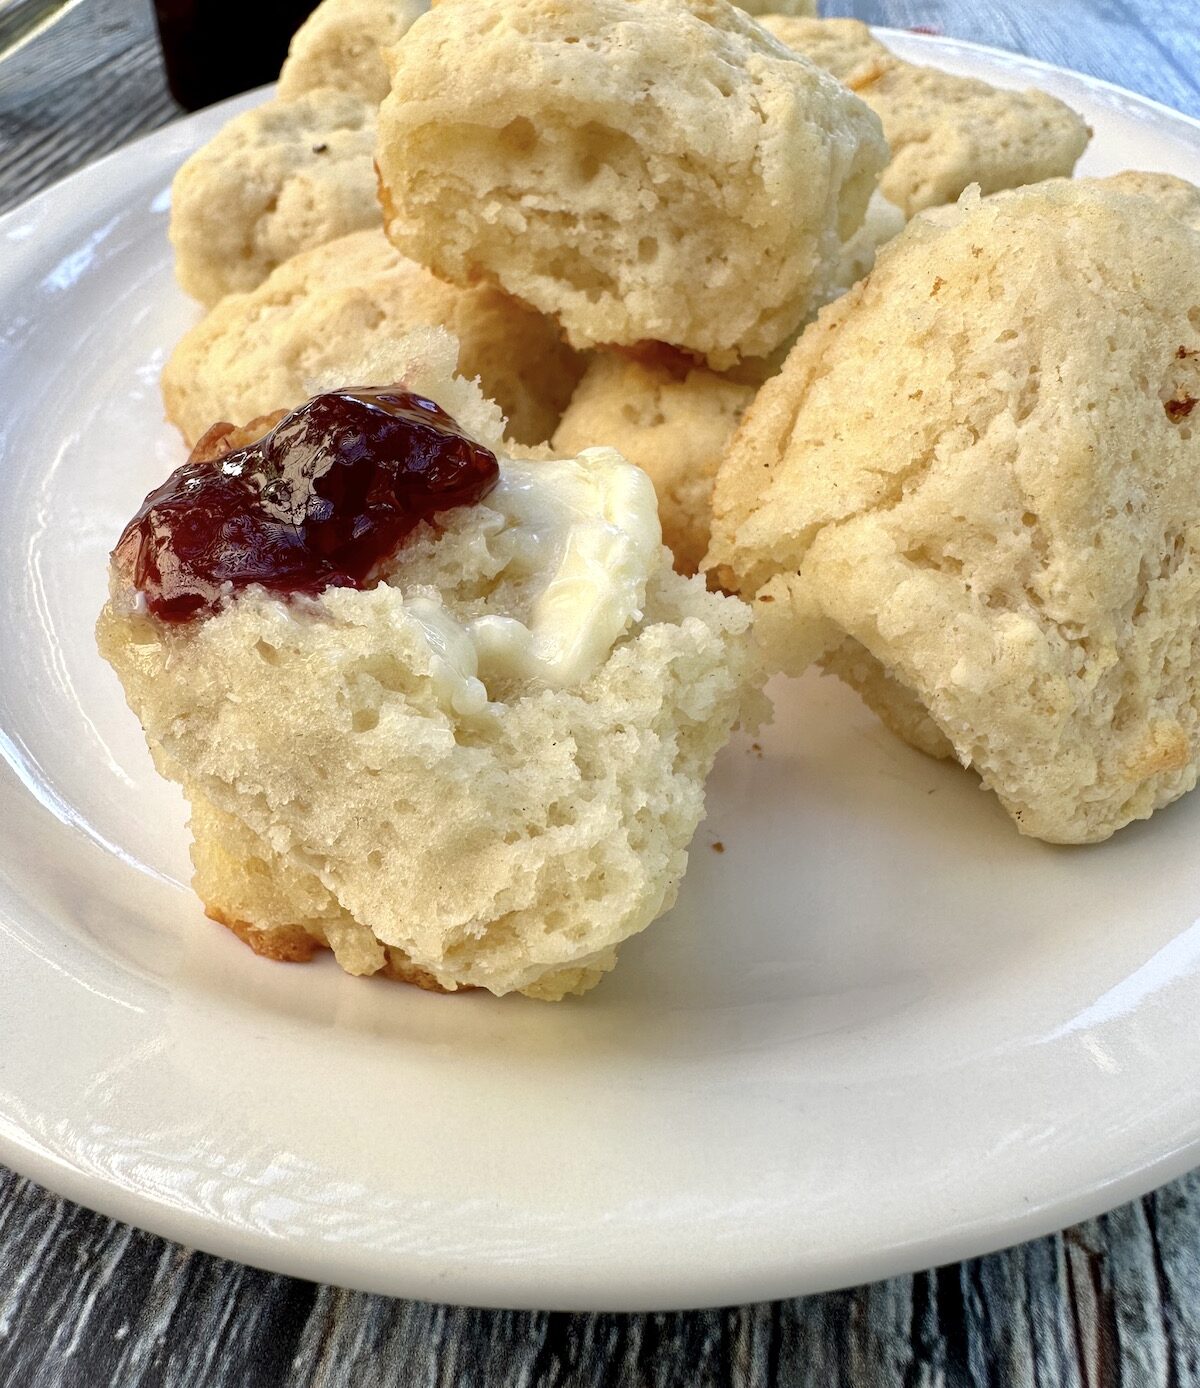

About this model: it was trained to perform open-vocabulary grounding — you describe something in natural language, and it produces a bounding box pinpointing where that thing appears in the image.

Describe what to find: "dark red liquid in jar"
[153,0,319,111]
[113,388,500,623]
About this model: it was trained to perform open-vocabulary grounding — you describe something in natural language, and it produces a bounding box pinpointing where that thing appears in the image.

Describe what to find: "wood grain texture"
[0,0,178,215]
[2,1,1200,1384]
[827,0,1200,117]
[7,1163,1200,1387]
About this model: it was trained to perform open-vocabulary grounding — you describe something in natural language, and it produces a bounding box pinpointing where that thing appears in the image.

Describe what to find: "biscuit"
[553,354,755,575]
[1104,170,1200,231]
[762,17,1090,215]
[375,0,889,368]
[163,228,582,447]
[278,0,427,102]
[706,178,1200,843]
[100,328,763,998]
[169,88,379,306]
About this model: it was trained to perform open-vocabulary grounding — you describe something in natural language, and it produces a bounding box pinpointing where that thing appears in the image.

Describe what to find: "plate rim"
[2,34,1200,1311]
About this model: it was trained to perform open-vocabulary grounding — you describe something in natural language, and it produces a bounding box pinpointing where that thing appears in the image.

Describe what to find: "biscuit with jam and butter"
[706,177,1200,845]
[163,228,583,448]
[99,328,763,999]
[375,0,888,368]
[170,88,379,306]
[761,16,1089,215]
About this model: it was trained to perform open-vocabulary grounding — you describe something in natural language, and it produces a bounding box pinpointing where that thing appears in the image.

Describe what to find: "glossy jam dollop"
[113,387,500,622]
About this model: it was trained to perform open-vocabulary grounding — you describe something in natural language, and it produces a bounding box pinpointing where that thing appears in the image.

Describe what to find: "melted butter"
[469,449,662,690]
[399,448,662,712]
[404,596,490,717]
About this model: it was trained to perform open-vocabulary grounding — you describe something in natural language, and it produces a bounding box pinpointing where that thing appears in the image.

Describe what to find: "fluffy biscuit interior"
[376,0,888,365]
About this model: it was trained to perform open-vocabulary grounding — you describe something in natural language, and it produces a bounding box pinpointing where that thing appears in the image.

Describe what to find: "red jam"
[113,387,500,622]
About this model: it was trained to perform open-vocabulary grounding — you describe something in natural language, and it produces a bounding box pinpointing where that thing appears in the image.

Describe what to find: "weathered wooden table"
[2,1,1200,1383]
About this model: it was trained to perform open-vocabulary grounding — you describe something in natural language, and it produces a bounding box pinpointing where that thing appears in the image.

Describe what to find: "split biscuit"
[375,0,889,368]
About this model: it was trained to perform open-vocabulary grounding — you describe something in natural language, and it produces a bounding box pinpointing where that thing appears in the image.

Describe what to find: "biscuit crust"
[169,88,380,306]
[163,229,582,447]
[208,908,460,991]
[1104,170,1200,232]
[708,177,1200,843]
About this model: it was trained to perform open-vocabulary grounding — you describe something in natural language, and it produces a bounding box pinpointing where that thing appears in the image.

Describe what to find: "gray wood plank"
[3,0,1200,1385]
[7,1162,1200,1387]
[826,0,1200,117]
[0,0,178,215]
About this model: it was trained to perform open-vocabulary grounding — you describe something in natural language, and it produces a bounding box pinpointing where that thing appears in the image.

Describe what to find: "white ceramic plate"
[2,34,1200,1312]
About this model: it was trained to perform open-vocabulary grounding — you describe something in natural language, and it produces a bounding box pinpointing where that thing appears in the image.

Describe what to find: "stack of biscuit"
[113,0,1200,1002]
[165,0,1093,583]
